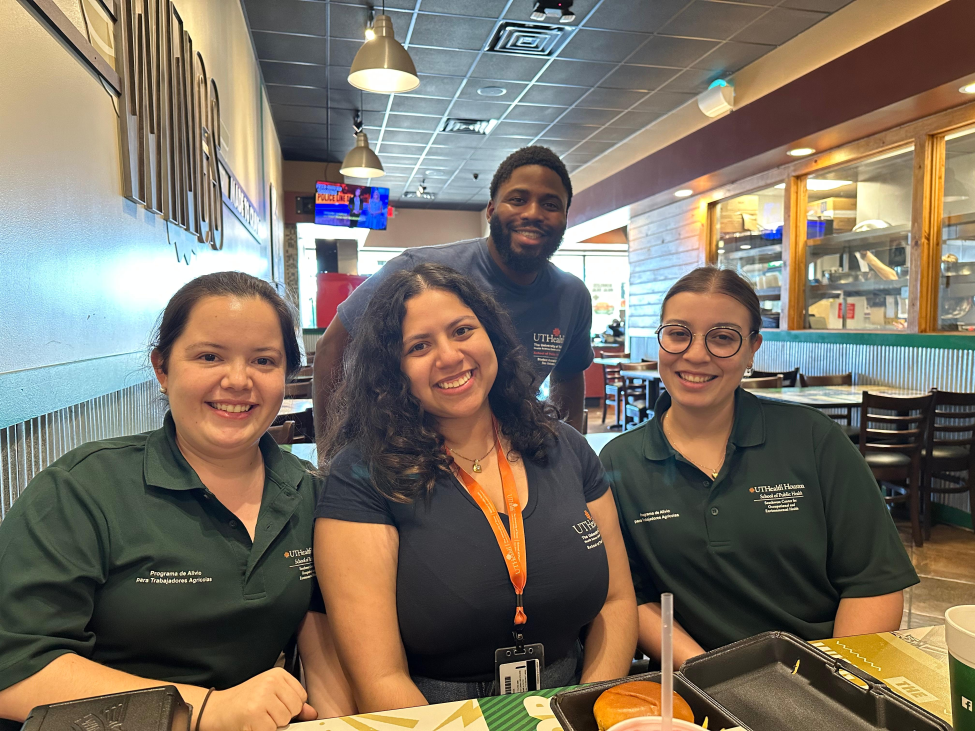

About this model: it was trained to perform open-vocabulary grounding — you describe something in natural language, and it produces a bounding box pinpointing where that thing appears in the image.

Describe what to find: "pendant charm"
[473,461,482,473]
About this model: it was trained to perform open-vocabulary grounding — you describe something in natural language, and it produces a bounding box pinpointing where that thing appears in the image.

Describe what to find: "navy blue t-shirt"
[336,238,594,378]
[316,422,611,682]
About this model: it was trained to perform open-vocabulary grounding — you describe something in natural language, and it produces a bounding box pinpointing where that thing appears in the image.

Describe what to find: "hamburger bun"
[593,681,695,731]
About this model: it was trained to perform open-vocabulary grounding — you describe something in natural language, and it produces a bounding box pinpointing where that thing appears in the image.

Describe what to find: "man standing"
[313,146,593,440]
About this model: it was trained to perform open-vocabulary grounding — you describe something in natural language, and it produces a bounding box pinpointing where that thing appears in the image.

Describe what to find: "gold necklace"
[447,442,495,473]
[663,411,722,479]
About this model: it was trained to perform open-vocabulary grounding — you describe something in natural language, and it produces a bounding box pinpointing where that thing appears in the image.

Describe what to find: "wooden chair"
[922,389,975,538]
[859,392,933,546]
[751,367,800,387]
[602,363,626,427]
[799,372,859,443]
[297,365,314,379]
[741,375,783,389]
[285,381,313,398]
[622,362,658,430]
[267,420,295,445]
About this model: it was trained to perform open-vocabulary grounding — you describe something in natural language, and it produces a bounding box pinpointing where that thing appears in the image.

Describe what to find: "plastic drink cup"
[946,605,975,731]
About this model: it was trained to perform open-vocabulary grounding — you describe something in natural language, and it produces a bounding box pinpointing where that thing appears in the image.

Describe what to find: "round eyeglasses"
[656,324,756,358]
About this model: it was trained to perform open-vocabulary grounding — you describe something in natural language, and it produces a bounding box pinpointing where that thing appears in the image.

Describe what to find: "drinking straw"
[661,592,674,731]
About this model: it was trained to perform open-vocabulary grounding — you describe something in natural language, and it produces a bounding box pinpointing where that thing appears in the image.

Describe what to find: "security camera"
[472,172,479,180]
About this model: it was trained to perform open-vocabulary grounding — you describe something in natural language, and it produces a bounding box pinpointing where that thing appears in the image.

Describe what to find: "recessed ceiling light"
[788,147,816,157]
[477,86,507,97]
[739,244,752,250]
[674,189,693,198]
[960,82,975,94]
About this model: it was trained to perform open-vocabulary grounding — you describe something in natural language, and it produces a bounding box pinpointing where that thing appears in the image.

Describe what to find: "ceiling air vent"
[488,21,568,57]
[441,118,499,135]
[403,190,436,200]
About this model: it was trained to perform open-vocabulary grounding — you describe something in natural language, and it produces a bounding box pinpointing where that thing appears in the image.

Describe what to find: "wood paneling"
[910,134,946,332]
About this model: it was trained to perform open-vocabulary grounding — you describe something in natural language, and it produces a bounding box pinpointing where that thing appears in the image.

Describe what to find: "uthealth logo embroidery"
[572,510,597,534]
[534,328,565,344]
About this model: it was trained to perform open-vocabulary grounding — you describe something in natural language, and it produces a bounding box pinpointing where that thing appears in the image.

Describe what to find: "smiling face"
[487,164,568,273]
[400,288,499,426]
[152,295,286,460]
[657,291,762,413]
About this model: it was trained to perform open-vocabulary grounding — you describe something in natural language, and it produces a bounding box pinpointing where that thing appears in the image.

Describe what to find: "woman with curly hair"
[314,263,636,709]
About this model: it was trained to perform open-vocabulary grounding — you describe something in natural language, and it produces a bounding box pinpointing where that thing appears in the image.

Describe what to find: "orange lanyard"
[448,424,528,626]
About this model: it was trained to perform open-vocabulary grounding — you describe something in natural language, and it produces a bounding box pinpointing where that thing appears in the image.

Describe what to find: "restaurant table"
[744,384,925,406]
[284,626,954,730]
[287,433,616,465]
[593,357,634,367]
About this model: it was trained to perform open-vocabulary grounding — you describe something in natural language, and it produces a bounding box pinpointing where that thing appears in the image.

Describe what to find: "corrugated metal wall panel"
[0,381,165,522]
[627,335,973,515]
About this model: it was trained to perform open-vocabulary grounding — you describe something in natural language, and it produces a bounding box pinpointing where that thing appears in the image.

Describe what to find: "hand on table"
[202,668,318,731]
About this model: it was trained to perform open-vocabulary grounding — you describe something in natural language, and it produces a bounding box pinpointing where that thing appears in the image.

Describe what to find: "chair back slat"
[742,375,783,389]
[928,389,975,452]
[859,392,933,457]
[799,372,853,387]
[752,367,799,387]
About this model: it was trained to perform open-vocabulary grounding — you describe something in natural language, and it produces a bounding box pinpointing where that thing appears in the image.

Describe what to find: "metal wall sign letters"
[115,0,223,251]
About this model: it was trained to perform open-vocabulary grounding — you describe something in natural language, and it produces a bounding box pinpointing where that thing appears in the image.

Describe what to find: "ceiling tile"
[586,0,693,32]
[504,104,565,123]
[279,135,329,150]
[614,110,663,129]
[283,149,335,162]
[555,107,621,126]
[571,140,615,156]
[271,104,330,125]
[410,14,497,51]
[386,114,442,131]
[261,61,327,88]
[659,67,717,94]
[420,0,508,14]
[467,148,510,161]
[378,142,430,155]
[634,90,696,113]
[598,65,677,92]
[537,59,614,88]
[391,96,452,115]
[414,75,466,98]
[544,124,601,141]
[492,120,548,137]
[327,87,391,113]
[660,1,767,41]
[562,152,592,165]
[381,130,434,144]
[470,54,548,82]
[329,38,362,67]
[252,31,326,65]
[780,0,853,9]
[277,120,329,138]
[244,0,326,34]
[690,40,774,73]
[479,136,530,151]
[559,29,647,63]
[502,0,600,19]
[326,3,373,40]
[575,88,646,111]
[628,35,718,67]
[457,81,528,102]
[407,47,479,76]
[518,85,588,107]
[733,7,827,45]
[589,126,637,143]
[433,133,484,148]
[266,84,329,107]
[448,99,510,119]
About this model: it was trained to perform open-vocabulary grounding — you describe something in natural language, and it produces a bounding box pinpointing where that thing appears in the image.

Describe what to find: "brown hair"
[661,267,762,334]
[151,271,302,379]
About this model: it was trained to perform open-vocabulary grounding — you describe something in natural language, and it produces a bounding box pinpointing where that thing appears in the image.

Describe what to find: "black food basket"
[552,671,747,731]
[679,632,951,731]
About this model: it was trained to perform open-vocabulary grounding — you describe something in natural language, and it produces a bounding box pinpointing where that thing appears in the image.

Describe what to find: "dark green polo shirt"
[0,413,323,693]
[601,388,918,651]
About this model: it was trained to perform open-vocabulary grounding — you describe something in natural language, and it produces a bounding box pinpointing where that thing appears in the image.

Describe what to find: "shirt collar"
[143,412,308,491]
[643,387,766,462]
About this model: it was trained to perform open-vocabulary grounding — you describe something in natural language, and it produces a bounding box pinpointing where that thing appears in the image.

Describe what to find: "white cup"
[946,605,975,731]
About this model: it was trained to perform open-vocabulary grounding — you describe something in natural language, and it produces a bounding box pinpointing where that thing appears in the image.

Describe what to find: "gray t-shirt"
[337,238,594,377]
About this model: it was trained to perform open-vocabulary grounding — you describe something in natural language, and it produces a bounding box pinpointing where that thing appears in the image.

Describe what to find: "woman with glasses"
[600,267,917,667]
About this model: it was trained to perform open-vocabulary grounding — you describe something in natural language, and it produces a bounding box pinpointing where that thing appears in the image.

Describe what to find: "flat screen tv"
[315,181,390,230]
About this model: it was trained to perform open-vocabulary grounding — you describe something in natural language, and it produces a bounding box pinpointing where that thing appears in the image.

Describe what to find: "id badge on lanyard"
[449,421,544,694]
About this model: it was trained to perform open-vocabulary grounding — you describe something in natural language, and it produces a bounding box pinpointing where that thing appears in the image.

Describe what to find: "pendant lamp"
[348,14,419,93]
[340,130,385,179]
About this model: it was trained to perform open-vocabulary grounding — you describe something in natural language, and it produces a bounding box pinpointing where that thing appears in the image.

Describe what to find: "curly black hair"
[319,263,559,503]
[490,146,573,209]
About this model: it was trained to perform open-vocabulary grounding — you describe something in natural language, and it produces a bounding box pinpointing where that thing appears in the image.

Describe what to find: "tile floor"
[586,407,975,631]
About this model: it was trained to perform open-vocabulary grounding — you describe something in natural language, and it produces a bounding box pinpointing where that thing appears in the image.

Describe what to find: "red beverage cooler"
[317,273,368,328]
